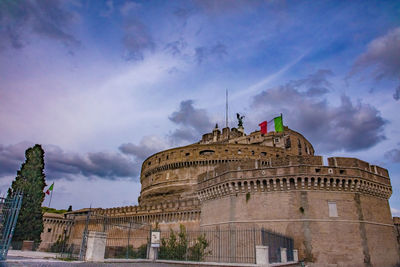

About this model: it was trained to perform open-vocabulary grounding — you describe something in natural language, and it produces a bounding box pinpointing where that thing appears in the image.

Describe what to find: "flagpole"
[48,186,53,208]
[226,89,228,128]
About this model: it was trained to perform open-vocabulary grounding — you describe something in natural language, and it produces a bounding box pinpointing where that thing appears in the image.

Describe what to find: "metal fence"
[261,227,294,263]
[57,212,151,260]
[55,211,294,264]
[159,227,294,264]
[0,192,23,260]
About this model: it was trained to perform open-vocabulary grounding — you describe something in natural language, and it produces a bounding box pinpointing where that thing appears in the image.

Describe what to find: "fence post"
[280,247,287,263]
[253,227,256,264]
[293,249,299,262]
[126,221,132,259]
[79,208,91,261]
[147,224,152,260]
[256,245,269,266]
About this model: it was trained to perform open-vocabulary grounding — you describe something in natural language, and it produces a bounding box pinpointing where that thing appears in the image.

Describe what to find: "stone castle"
[41,124,400,266]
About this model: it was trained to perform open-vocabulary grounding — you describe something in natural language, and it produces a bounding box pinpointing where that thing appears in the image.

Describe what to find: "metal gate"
[0,192,23,260]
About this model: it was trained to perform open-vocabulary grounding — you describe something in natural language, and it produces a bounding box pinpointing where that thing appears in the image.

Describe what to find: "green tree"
[8,144,46,244]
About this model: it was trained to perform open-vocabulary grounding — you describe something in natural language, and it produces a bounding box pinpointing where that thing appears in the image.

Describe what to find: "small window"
[48,228,52,233]
[185,152,190,156]
[274,137,280,143]
[238,150,242,154]
[199,150,215,156]
[339,170,345,174]
[315,168,321,173]
[148,162,151,166]
[251,151,255,155]
[328,202,338,217]
[158,158,161,163]
[260,152,267,156]
[166,155,169,160]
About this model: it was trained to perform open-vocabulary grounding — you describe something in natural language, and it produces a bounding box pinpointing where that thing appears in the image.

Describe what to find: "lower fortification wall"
[200,190,399,267]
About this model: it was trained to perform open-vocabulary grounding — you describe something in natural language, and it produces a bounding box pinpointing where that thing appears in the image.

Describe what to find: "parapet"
[93,198,201,217]
[328,157,389,178]
[200,126,244,144]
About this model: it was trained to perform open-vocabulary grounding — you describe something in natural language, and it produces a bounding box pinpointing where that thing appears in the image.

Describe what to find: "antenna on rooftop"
[225,89,228,128]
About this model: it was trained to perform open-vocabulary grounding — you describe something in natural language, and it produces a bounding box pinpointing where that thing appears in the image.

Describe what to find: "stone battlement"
[93,197,200,217]
[197,158,392,201]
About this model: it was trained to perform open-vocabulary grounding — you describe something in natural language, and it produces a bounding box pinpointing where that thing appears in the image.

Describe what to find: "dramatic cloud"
[385,148,400,163]
[168,100,213,144]
[0,0,79,50]
[252,70,386,152]
[288,69,333,97]
[195,43,228,64]
[0,142,33,176]
[119,136,169,161]
[350,27,400,100]
[0,143,138,181]
[122,18,154,60]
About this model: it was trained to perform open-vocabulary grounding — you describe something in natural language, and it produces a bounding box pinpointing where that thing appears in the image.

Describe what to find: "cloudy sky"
[1,0,400,214]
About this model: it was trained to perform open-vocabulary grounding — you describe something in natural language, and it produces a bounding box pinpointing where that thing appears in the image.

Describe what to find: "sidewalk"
[8,250,59,259]
[4,251,300,267]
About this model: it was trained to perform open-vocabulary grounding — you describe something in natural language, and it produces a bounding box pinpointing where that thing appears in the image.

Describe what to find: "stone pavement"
[2,251,299,267]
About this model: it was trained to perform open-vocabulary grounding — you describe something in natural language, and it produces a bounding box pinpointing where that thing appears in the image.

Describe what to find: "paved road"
[2,259,189,267]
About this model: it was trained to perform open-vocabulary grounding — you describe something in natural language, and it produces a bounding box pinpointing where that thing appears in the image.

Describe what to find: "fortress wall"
[141,143,286,177]
[39,214,73,251]
[200,190,398,267]
[140,144,287,203]
[358,194,400,267]
[364,223,399,267]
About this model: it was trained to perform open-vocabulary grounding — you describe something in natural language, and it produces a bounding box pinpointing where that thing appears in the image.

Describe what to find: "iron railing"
[0,192,23,260]
[159,227,294,264]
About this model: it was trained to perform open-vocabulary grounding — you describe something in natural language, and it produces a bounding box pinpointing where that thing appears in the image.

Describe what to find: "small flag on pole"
[46,183,54,195]
[259,115,284,134]
[259,121,267,134]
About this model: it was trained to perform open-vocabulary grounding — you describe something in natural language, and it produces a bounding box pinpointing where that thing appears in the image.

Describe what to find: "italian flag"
[259,115,283,134]
[46,183,54,195]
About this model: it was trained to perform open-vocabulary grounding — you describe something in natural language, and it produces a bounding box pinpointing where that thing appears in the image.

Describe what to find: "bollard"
[255,245,269,266]
[280,247,287,263]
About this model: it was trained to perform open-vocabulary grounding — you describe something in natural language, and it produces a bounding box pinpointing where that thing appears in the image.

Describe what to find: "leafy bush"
[159,224,188,260]
[159,225,210,261]
[187,234,210,261]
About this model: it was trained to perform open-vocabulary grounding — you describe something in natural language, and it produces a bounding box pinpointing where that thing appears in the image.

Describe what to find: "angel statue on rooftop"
[237,113,245,127]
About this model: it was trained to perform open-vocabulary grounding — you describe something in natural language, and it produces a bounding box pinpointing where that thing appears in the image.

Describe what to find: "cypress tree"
[8,144,46,244]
